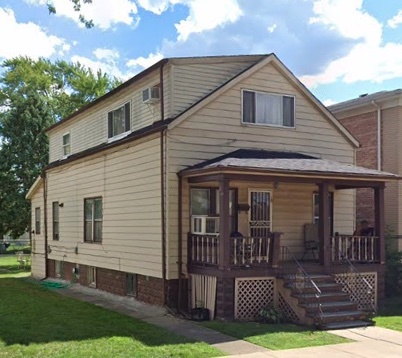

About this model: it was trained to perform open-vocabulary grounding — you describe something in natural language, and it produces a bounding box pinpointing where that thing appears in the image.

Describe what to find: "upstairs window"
[84,197,103,243]
[108,102,131,139]
[242,90,295,127]
[62,133,71,157]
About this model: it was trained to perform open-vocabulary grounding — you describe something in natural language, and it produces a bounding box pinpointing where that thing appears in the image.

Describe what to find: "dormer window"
[62,133,71,157]
[108,102,131,139]
[242,90,295,127]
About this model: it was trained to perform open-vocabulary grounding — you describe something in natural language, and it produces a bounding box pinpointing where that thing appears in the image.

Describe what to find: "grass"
[0,259,222,358]
[0,254,31,278]
[374,296,402,332]
[202,321,350,350]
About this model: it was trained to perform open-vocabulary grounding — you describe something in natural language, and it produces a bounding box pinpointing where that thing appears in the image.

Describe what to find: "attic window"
[242,90,295,127]
[108,102,131,139]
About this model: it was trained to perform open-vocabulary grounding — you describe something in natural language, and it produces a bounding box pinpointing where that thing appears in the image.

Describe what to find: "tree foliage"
[48,0,94,28]
[0,57,120,239]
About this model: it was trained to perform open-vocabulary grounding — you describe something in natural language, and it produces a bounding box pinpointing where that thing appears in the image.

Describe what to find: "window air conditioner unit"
[191,216,219,235]
[142,86,160,103]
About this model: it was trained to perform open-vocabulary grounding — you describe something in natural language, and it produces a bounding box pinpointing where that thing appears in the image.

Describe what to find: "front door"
[249,189,272,237]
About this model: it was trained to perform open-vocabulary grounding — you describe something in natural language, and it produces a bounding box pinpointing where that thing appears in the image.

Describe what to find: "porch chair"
[301,223,319,261]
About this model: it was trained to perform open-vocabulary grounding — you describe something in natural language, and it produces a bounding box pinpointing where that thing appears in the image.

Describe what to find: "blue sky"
[1,0,402,105]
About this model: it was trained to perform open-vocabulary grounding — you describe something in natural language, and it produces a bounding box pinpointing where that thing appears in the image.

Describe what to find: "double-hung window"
[84,197,103,243]
[242,90,295,127]
[62,133,71,157]
[108,102,131,139]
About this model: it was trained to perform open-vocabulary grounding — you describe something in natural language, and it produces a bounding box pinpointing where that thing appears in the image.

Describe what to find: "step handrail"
[332,247,376,315]
[280,246,323,324]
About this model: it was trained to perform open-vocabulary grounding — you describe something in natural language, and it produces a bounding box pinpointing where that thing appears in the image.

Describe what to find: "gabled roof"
[168,54,359,148]
[329,89,402,113]
[26,176,43,200]
[180,149,398,181]
[45,54,265,133]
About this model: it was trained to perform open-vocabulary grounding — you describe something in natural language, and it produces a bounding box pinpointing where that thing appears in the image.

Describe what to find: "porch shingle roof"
[181,149,398,179]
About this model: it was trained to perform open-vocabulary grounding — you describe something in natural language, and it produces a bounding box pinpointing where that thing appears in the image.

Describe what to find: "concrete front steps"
[278,273,374,330]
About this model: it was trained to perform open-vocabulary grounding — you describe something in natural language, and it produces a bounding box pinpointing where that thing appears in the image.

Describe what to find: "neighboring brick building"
[329,90,402,248]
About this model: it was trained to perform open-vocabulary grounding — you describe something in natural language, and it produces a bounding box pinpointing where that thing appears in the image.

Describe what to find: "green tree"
[0,57,120,239]
[48,0,94,28]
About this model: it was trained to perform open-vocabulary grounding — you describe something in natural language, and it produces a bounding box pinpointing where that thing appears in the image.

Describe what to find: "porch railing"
[331,235,379,262]
[187,233,280,267]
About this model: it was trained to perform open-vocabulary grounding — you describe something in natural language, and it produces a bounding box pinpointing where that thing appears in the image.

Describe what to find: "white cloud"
[136,0,242,41]
[300,0,402,88]
[0,7,69,60]
[387,9,402,29]
[267,23,277,33]
[322,99,336,106]
[25,0,139,30]
[71,55,124,79]
[126,52,164,71]
[94,48,120,61]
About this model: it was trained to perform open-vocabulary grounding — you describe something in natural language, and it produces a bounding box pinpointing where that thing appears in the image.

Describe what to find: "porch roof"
[180,149,399,182]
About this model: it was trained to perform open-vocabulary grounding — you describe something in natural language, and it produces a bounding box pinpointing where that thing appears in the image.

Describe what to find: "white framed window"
[108,102,131,139]
[84,197,103,243]
[55,260,63,278]
[52,201,59,241]
[242,90,295,127]
[35,207,41,235]
[62,133,71,157]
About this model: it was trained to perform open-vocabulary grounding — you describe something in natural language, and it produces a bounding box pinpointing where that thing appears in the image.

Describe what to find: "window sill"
[241,122,296,130]
[107,131,131,143]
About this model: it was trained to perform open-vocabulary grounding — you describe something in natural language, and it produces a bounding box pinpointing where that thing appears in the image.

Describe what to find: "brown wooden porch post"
[218,176,230,270]
[318,182,331,268]
[374,185,386,264]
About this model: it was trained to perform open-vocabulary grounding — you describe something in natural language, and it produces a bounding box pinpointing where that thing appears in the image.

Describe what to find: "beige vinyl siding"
[171,61,258,117]
[31,185,46,279]
[46,134,163,278]
[48,72,162,163]
[166,61,355,279]
[382,106,402,234]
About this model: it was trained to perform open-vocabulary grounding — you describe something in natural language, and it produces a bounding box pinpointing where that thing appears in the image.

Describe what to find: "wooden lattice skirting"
[235,277,276,320]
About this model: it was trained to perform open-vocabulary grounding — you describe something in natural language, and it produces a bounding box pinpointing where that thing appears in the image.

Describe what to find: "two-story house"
[27,54,397,329]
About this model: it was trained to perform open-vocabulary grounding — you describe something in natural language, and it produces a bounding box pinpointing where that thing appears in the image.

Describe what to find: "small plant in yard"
[191,300,210,321]
[259,304,283,324]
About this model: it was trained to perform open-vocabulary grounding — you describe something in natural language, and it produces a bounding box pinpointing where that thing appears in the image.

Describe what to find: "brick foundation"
[46,259,177,307]
[216,277,235,320]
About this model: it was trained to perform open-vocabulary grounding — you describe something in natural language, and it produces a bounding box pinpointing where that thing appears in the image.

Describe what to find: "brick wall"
[96,268,126,296]
[340,111,377,224]
[137,275,165,306]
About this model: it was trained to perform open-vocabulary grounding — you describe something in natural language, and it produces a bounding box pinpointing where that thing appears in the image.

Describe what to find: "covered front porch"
[178,150,397,322]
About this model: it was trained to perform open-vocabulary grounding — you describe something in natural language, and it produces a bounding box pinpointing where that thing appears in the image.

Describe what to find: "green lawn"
[0,259,222,358]
[374,296,402,332]
[202,321,350,350]
[0,254,31,278]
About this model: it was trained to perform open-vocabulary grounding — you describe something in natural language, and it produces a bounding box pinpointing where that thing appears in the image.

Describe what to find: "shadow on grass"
[0,278,198,348]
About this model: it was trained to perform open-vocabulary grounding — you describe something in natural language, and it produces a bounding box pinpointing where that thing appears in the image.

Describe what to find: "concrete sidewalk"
[55,281,402,357]
[57,282,269,356]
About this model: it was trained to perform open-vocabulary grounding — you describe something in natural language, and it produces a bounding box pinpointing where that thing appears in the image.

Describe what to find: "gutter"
[371,100,382,170]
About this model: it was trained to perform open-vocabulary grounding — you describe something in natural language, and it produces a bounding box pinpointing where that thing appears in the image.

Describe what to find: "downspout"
[177,175,183,311]
[42,170,49,277]
[159,62,167,306]
[371,100,382,170]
